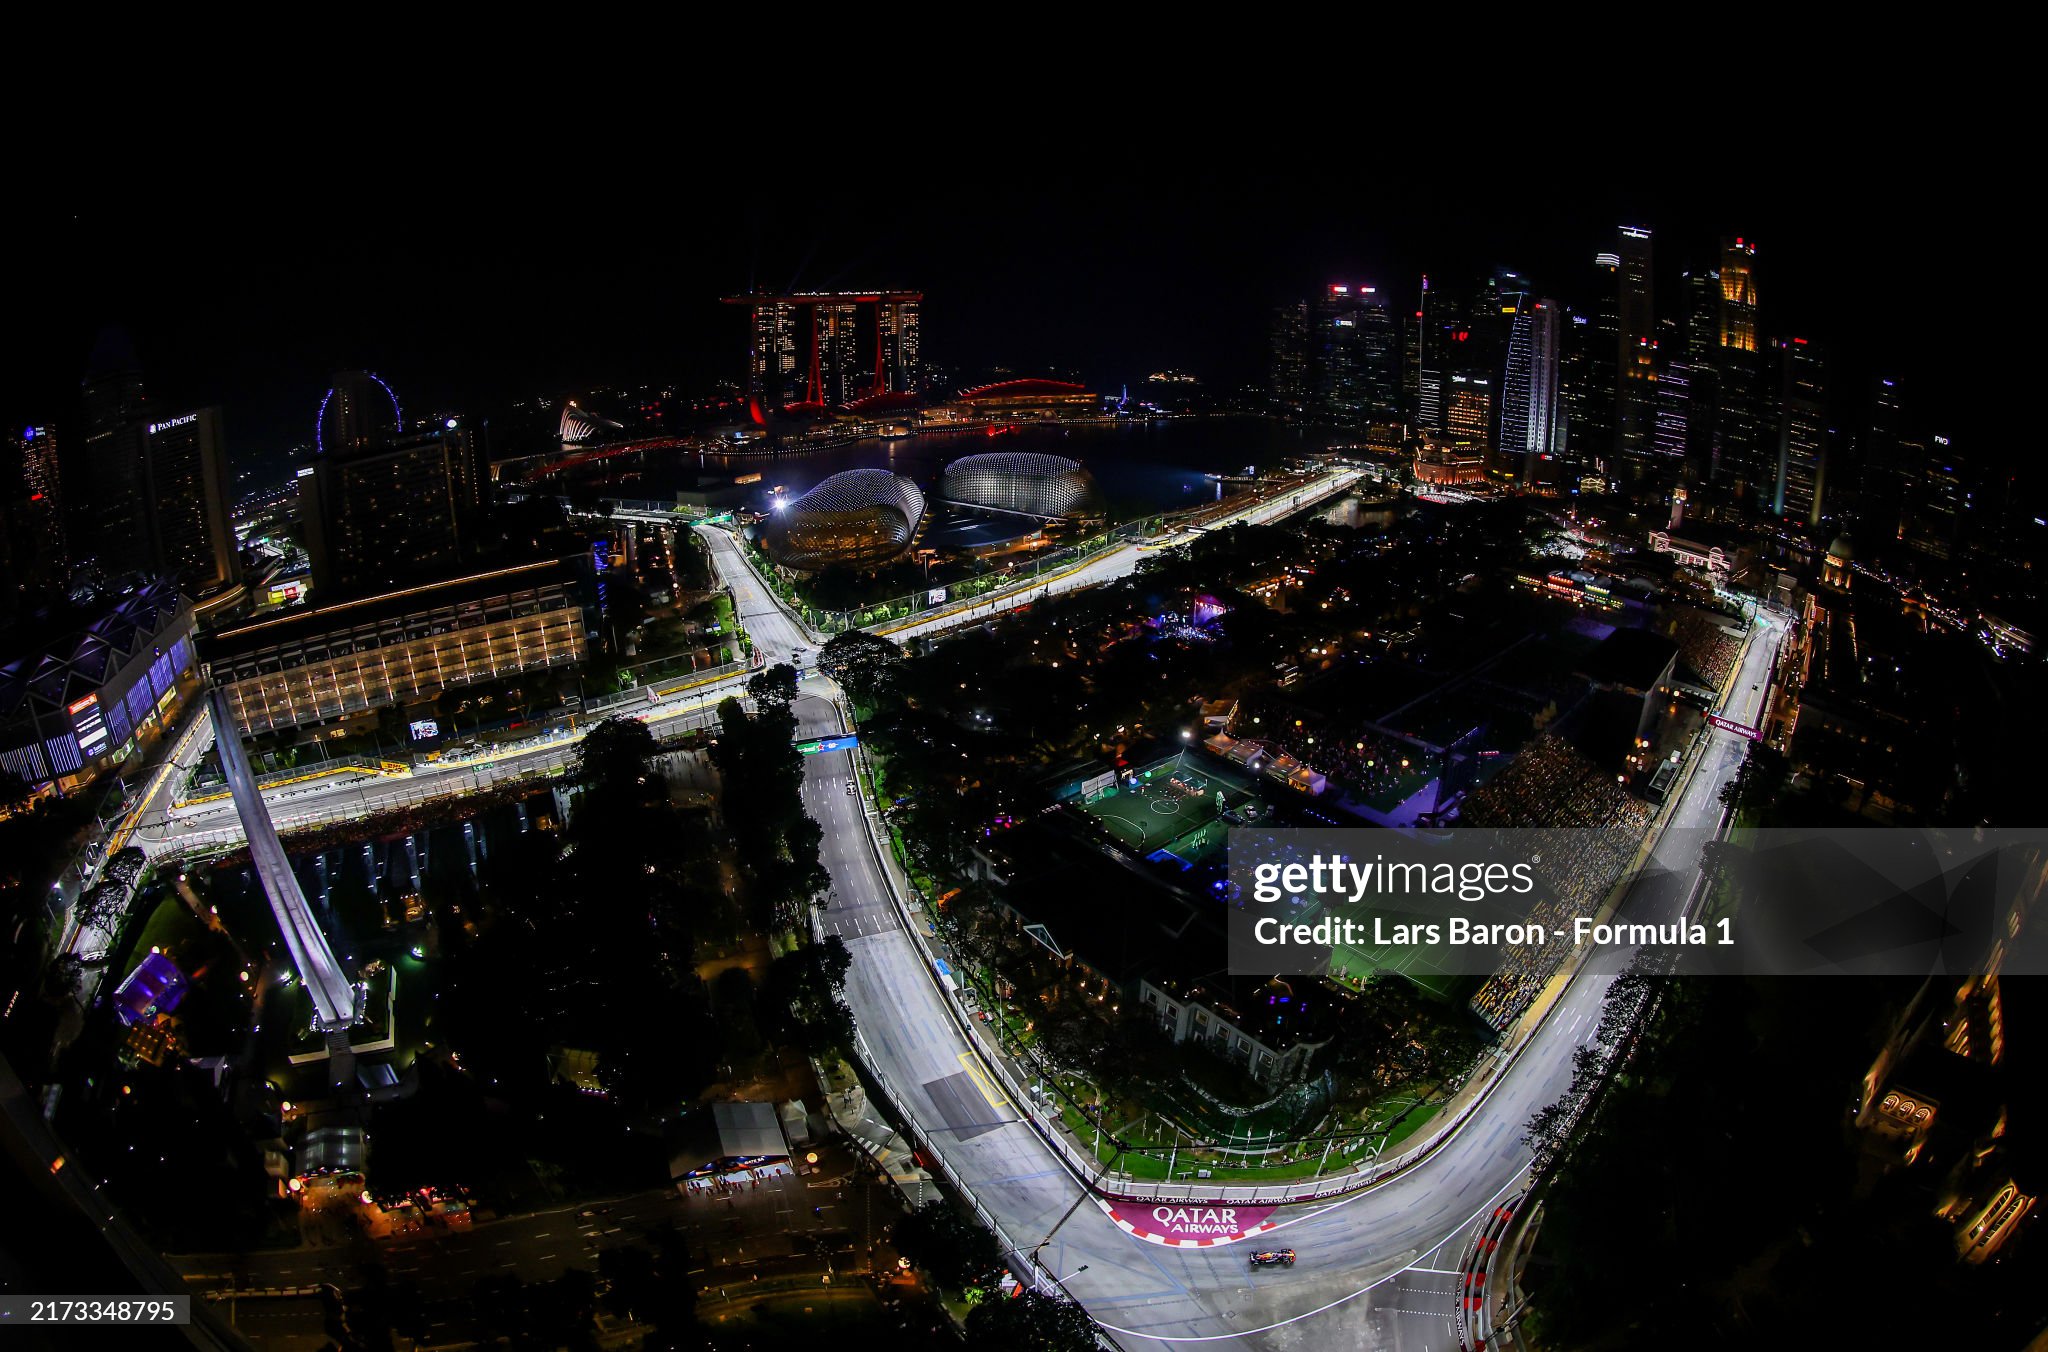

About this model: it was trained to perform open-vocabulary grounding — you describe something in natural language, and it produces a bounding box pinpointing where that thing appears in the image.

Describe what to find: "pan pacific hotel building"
[203,558,593,738]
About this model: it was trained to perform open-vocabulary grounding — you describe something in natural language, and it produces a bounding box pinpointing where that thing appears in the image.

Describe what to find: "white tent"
[713,1101,788,1160]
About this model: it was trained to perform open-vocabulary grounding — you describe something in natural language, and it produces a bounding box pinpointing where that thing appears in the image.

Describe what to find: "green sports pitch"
[1075,752,1263,866]
[1326,920,1467,1002]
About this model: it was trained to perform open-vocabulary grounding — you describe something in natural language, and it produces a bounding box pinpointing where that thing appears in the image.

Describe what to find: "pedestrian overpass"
[207,689,358,1030]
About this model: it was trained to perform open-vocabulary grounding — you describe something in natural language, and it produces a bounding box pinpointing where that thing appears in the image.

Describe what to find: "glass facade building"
[763,469,925,570]
[938,452,1100,520]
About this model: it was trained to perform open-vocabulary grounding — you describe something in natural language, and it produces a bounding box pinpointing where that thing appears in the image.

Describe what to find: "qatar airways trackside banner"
[1224,827,2048,979]
[1102,1201,1279,1244]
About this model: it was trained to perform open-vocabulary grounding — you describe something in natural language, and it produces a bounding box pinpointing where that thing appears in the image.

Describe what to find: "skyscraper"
[1771,338,1827,525]
[814,301,864,407]
[7,425,68,584]
[301,376,481,596]
[1901,435,1968,561]
[1501,299,1563,485]
[1612,226,1656,461]
[742,300,802,414]
[1416,277,1475,437]
[1652,359,1691,463]
[77,343,152,577]
[1444,373,1495,452]
[1271,285,1402,430]
[878,297,922,396]
[1269,300,1309,417]
[1312,284,1402,429]
[144,407,238,590]
[1557,306,1609,478]
[725,293,923,415]
[1682,267,1719,368]
[1401,295,1423,425]
[1680,267,1723,477]
[1711,239,1768,498]
[1718,237,1759,354]
[1858,376,1909,538]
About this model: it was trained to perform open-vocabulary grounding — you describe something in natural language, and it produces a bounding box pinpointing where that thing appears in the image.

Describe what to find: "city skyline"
[3,144,2036,1352]
[4,174,1979,467]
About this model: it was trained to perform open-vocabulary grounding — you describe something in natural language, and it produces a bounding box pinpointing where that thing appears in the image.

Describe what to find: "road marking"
[957,1053,1008,1110]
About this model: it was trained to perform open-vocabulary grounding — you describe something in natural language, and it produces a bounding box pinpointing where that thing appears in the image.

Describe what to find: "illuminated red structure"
[945,377,1097,420]
[722,291,922,418]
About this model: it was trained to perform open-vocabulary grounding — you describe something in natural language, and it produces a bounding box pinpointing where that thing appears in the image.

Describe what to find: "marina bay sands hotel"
[723,290,922,416]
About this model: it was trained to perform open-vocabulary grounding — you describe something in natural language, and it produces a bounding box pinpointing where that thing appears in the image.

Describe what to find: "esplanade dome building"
[938,451,1102,521]
[763,468,926,570]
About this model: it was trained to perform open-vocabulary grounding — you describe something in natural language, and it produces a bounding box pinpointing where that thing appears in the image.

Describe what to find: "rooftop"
[1578,626,1679,692]
[0,578,190,722]
[204,557,583,660]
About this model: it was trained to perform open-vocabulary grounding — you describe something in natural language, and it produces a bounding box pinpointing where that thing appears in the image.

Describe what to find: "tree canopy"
[819,630,904,709]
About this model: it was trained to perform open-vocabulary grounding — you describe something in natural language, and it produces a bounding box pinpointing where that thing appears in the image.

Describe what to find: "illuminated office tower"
[1652,359,1691,462]
[1718,237,1759,353]
[1318,284,1369,426]
[1444,373,1495,452]
[1416,277,1470,435]
[1470,270,1526,374]
[1712,238,1767,496]
[1501,299,1563,485]
[1771,337,1828,525]
[145,407,238,589]
[1683,267,1719,366]
[1269,299,1310,416]
[1304,284,1401,428]
[1612,226,1656,460]
[1272,284,1405,430]
[7,424,68,582]
[1680,267,1723,476]
[1858,376,1909,535]
[1401,293,1423,424]
[1558,305,1609,475]
[1415,277,1444,431]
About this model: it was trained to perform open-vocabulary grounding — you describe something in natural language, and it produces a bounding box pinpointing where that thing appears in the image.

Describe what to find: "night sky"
[8,159,1974,479]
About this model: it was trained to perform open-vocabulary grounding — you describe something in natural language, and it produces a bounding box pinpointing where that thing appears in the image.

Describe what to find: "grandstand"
[1458,734,1653,1028]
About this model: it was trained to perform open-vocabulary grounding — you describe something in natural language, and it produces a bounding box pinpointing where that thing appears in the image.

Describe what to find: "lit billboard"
[69,694,109,759]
